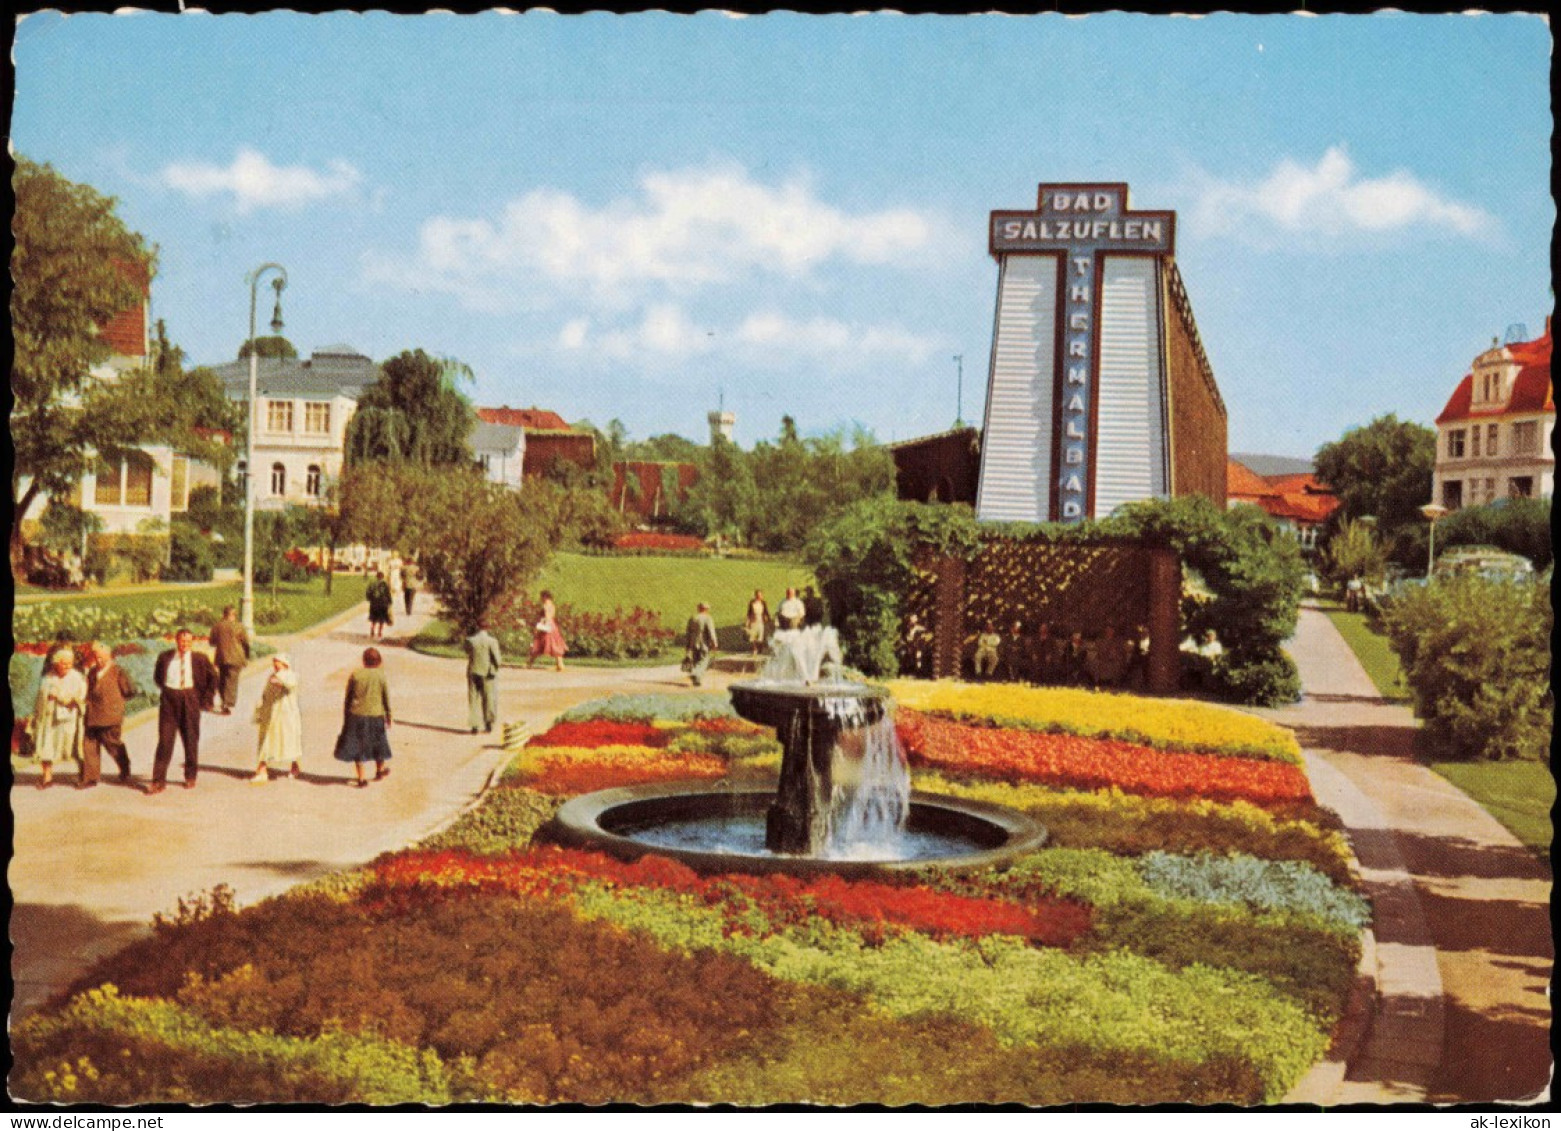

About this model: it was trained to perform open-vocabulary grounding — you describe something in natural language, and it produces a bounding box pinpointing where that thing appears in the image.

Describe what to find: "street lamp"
[241,264,288,635]
[1420,502,1449,581]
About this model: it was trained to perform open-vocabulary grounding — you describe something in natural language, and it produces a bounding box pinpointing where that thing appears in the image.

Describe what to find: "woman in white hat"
[28,646,87,789]
[251,654,303,782]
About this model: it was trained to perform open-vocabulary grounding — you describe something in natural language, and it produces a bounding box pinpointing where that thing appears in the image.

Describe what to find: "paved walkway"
[1263,604,1552,1106]
[8,603,742,1020]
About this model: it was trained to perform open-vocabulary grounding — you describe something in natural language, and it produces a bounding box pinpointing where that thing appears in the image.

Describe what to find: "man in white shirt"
[148,628,218,794]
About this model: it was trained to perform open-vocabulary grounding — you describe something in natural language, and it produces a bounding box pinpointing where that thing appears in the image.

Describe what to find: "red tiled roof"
[477,405,573,431]
[1226,459,1273,498]
[1437,326,1553,424]
[1227,458,1339,526]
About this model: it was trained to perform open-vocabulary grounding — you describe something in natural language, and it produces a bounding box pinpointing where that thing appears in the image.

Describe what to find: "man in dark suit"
[149,628,218,794]
[82,641,136,788]
[208,605,250,715]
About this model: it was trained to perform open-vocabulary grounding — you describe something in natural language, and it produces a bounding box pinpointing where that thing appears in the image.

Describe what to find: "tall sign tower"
[976,182,1225,524]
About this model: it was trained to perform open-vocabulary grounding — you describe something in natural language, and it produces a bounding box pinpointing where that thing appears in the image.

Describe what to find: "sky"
[12,10,1554,459]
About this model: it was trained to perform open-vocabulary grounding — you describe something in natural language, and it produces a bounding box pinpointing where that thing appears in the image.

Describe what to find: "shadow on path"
[1432,998,1554,1104]
[1290,723,1419,760]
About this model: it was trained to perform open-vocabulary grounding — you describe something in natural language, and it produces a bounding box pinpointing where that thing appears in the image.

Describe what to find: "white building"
[471,419,526,489]
[213,345,379,507]
[1432,319,1553,510]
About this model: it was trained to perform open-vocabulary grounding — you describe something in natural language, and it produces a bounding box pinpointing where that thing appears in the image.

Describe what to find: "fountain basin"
[548,783,1048,878]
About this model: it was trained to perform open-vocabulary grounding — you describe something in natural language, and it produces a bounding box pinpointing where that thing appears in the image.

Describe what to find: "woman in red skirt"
[527,590,567,672]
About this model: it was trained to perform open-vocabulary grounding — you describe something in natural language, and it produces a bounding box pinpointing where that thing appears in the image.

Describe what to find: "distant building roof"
[477,405,574,431]
[470,419,525,453]
[1227,452,1315,478]
[1227,457,1340,527]
[1436,322,1553,425]
[212,345,379,400]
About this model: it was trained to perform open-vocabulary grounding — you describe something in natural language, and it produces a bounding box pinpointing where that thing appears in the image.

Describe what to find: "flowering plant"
[896,710,1313,808]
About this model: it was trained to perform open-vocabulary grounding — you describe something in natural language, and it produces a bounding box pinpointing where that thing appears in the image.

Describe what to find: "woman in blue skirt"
[335,647,393,787]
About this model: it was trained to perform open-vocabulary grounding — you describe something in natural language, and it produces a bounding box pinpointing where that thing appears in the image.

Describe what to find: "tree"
[12,157,150,564]
[675,435,759,542]
[1314,415,1437,533]
[1323,518,1387,585]
[343,349,475,466]
[340,463,554,634]
[237,335,298,360]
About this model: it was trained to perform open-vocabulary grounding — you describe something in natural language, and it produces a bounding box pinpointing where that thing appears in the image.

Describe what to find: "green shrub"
[1436,497,1552,571]
[1209,647,1301,707]
[1379,574,1552,760]
[162,521,214,582]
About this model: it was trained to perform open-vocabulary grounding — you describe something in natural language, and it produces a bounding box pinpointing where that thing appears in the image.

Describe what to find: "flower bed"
[486,594,677,660]
[887,680,1302,763]
[896,710,1315,810]
[12,684,1365,1105]
[13,598,221,645]
[613,531,707,553]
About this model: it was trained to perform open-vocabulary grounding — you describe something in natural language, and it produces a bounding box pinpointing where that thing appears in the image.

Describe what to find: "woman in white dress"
[251,654,303,782]
[28,647,87,789]
[387,557,405,611]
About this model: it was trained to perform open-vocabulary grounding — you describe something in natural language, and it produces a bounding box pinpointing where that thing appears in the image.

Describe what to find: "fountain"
[550,626,1046,876]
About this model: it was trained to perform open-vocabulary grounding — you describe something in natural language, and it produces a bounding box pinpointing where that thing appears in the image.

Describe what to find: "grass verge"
[1319,608,1408,702]
[1428,759,1555,853]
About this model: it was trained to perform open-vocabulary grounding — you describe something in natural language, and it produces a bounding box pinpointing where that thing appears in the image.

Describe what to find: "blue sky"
[13,11,1553,458]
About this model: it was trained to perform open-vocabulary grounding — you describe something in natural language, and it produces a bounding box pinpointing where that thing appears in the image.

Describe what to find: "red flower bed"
[372,846,1092,948]
[614,531,706,552]
[896,710,1313,809]
[690,717,767,736]
[529,720,671,748]
[516,752,728,796]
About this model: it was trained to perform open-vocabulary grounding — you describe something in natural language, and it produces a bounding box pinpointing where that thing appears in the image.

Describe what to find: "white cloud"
[161,148,361,213]
[373,162,939,308]
[557,305,941,369]
[1187,147,1496,243]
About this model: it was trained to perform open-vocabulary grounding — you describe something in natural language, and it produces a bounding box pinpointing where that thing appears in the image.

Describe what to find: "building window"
[1509,476,1534,499]
[1442,480,1463,509]
[306,464,322,497]
[270,462,287,496]
[236,459,248,495]
[123,451,153,507]
[267,400,294,433]
[92,457,122,506]
[1471,428,1481,458]
[304,402,331,434]
[1446,429,1466,459]
[1487,423,1499,457]
[479,453,492,474]
[171,455,190,511]
[1512,421,1538,455]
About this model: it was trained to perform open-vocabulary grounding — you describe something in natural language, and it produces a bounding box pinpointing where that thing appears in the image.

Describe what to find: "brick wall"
[522,432,596,479]
[1165,262,1227,506]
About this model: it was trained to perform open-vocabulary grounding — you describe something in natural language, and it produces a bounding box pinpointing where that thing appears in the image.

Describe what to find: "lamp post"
[241,264,288,636]
[1420,502,1449,581]
[953,354,964,428]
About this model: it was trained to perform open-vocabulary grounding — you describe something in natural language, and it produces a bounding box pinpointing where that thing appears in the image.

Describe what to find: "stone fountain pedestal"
[729,681,887,855]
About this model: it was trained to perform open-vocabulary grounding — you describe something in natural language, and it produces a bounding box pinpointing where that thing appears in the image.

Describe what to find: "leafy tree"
[36,501,103,560]
[1313,415,1437,533]
[1322,518,1387,586]
[344,349,475,466]
[12,157,150,565]
[237,335,298,360]
[626,432,703,463]
[676,436,759,542]
[13,162,234,567]
[341,464,554,634]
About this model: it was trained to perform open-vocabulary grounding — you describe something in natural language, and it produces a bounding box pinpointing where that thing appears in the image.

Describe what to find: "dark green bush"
[1210,648,1302,708]
[1379,574,1552,760]
[162,521,214,582]
[1435,497,1552,571]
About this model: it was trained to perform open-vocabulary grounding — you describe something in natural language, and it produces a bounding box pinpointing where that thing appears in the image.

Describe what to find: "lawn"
[12,575,368,641]
[11,685,1364,1105]
[1428,760,1555,853]
[1320,607,1408,702]
[413,552,814,664]
[1321,603,1551,853]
